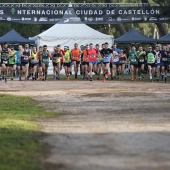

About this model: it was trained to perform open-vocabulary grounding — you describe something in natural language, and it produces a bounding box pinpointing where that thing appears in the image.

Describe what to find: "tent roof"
[114,28,156,44]
[31,7,113,40]
[0,29,35,44]
[157,34,170,44]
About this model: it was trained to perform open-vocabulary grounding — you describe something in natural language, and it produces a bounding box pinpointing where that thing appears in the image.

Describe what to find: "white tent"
[30,6,113,50]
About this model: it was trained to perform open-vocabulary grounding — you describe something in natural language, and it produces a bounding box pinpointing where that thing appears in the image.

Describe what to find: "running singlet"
[147,52,155,64]
[71,49,81,61]
[31,52,38,64]
[60,49,65,63]
[119,54,126,64]
[64,51,71,63]
[138,51,145,63]
[88,48,97,62]
[100,48,113,63]
[52,52,61,63]
[160,50,168,62]
[83,50,89,62]
[166,51,170,62]
[1,49,9,65]
[9,51,16,65]
[22,50,30,63]
[15,51,21,64]
[129,51,139,65]
[42,51,49,63]
[113,49,121,62]
[156,51,161,64]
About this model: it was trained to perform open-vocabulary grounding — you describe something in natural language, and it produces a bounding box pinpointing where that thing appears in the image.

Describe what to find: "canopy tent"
[157,34,170,44]
[0,29,35,44]
[30,7,113,51]
[114,28,156,44]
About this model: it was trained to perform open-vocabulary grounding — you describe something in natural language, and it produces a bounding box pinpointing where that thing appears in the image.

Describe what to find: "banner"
[0,3,169,24]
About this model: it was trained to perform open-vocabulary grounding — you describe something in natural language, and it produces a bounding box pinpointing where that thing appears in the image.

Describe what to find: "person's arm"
[48,50,52,59]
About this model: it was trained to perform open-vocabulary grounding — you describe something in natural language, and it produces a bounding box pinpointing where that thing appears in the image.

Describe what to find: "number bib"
[3,60,8,64]
[131,59,136,62]
[148,58,154,62]
[139,59,144,62]
[162,58,167,61]
[73,56,77,60]
[43,59,48,62]
[119,60,125,64]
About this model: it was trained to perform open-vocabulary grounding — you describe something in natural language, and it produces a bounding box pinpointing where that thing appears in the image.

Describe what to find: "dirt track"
[0,80,170,170]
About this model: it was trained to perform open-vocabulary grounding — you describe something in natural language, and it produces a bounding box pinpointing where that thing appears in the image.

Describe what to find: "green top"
[147,52,155,64]
[129,51,139,65]
[42,51,49,63]
[64,50,71,63]
[9,51,16,65]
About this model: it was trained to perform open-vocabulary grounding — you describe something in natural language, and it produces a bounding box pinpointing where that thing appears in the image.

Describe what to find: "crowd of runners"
[0,42,170,83]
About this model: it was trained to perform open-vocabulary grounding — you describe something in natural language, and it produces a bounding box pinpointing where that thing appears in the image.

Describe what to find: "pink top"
[88,48,97,62]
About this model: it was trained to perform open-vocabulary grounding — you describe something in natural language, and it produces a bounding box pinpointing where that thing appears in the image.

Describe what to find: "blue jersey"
[16,51,21,64]
[112,48,122,54]
[100,48,113,63]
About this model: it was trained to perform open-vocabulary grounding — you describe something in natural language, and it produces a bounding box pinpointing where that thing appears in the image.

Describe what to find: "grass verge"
[0,94,58,170]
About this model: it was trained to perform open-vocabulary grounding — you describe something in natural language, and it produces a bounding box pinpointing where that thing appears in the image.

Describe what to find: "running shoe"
[97,77,100,80]
[165,77,167,83]
[156,78,159,81]
[39,75,43,80]
[2,76,4,80]
[19,77,22,81]
[102,77,106,82]
[24,77,27,82]
[5,78,7,83]
[11,77,13,81]
[75,73,77,79]
[139,76,141,80]
[0,77,2,81]
[130,78,134,81]
[90,77,93,81]
[150,79,153,82]
[67,77,70,81]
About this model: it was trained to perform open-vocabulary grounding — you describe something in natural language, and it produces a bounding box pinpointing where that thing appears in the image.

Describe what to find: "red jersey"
[60,49,65,62]
[88,48,97,62]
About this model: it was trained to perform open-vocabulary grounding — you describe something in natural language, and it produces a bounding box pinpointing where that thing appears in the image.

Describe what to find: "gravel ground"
[0,80,170,170]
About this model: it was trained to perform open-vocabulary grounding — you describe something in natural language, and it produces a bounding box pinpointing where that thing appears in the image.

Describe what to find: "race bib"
[131,59,136,62]
[148,58,154,62]
[86,58,89,62]
[74,56,77,60]
[43,59,48,62]
[65,57,68,61]
[119,60,125,64]
[162,58,167,61]
[3,60,8,64]
[24,56,28,60]
[139,59,144,62]
[90,55,95,58]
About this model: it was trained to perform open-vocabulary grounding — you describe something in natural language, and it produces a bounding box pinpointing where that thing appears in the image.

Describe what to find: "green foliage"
[0,94,58,170]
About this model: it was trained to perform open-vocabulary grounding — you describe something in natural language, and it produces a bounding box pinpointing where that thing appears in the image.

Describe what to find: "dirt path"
[1,80,170,170]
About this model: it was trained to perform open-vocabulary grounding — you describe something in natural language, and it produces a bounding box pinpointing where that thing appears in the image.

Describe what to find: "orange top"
[71,48,81,61]
[83,50,89,62]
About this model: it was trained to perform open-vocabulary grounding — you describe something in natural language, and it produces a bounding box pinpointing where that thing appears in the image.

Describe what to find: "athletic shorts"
[89,61,97,65]
[156,63,160,67]
[72,60,80,65]
[60,62,63,67]
[82,62,89,66]
[16,63,21,67]
[130,64,138,68]
[161,62,169,70]
[42,61,49,68]
[102,62,109,65]
[138,62,145,68]
[1,60,9,66]
[53,62,60,67]
[112,61,119,68]
[97,62,102,65]
[148,63,155,68]
[64,63,71,67]
[9,64,16,67]
[21,62,29,67]
[30,63,38,68]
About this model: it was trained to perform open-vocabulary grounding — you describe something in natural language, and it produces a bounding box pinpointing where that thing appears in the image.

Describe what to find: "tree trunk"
[141,0,167,37]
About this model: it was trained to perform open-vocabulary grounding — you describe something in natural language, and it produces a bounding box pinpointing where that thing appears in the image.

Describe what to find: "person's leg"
[89,63,93,80]
[157,66,160,80]
[148,65,152,81]
[112,64,116,79]
[0,66,2,80]
[130,65,134,80]
[57,62,61,79]
[81,64,85,79]
[84,64,88,79]
[121,64,125,79]
[134,67,137,80]
[25,63,29,81]
[33,65,37,79]
[161,66,165,81]
[45,67,48,80]
[97,63,101,79]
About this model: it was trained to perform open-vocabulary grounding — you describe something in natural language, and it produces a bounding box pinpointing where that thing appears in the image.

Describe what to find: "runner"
[82,45,89,80]
[160,45,168,83]
[155,46,161,81]
[21,44,31,81]
[30,46,38,80]
[1,43,10,83]
[63,46,71,80]
[95,44,102,80]
[37,46,43,80]
[146,46,156,82]
[100,42,113,82]
[88,43,97,81]
[58,44,65,72]
[112,44,121,80]
[41,45,51,81]
[129,45,139,81]
[71,43,81,79]
[119,49,127,80]
[15,45,23,81]
[0,45,2,80]
[138,47,146,80]
[8,46,16,80]
[52,45,63,80]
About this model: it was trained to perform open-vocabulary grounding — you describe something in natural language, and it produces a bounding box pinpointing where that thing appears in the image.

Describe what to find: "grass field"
[0,94,58,170]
